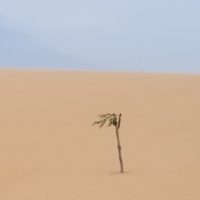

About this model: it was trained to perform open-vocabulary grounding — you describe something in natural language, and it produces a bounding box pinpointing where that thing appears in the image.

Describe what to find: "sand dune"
[0,70,200,200]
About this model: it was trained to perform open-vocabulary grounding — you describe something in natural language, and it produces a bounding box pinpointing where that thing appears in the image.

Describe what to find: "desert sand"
[0,70,200,200]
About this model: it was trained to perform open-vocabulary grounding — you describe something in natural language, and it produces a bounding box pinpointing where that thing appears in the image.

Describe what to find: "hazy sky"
[0,0,200,72]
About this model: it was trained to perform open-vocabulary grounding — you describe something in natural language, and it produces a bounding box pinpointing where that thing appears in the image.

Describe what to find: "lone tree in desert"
[93,113,124,173]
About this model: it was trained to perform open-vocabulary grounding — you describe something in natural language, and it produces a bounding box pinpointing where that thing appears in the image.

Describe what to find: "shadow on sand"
[102,170,134,176]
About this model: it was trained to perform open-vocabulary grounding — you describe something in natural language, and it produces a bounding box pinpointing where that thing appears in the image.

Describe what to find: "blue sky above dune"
[0,0,200,72]
[0,24,94,69]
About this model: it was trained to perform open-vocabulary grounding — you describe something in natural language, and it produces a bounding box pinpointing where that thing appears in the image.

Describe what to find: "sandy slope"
[0,70,200,200]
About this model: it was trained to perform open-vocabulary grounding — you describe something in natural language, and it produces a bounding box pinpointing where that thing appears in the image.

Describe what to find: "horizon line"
[0,66,200,76]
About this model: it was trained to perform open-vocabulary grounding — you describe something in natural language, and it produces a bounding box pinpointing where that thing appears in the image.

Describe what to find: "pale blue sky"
[0,0,200,72]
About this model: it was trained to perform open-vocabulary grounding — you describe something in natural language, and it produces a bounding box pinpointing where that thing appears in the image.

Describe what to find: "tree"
[93,113,124,173]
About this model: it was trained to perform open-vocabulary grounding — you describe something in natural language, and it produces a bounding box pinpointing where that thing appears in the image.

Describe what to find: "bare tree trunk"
[115,114,124,173]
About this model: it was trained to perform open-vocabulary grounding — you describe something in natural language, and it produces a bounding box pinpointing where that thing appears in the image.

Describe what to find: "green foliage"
[92,113,119,128]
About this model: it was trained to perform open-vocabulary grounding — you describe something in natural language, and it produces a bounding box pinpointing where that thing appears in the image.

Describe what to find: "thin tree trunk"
[115,114,124,173]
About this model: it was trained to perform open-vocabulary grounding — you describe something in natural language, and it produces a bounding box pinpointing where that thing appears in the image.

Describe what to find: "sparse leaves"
[92,113,119,128]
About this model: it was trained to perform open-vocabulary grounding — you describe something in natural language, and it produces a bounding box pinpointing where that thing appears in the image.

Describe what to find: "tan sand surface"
[0,70,200,199]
